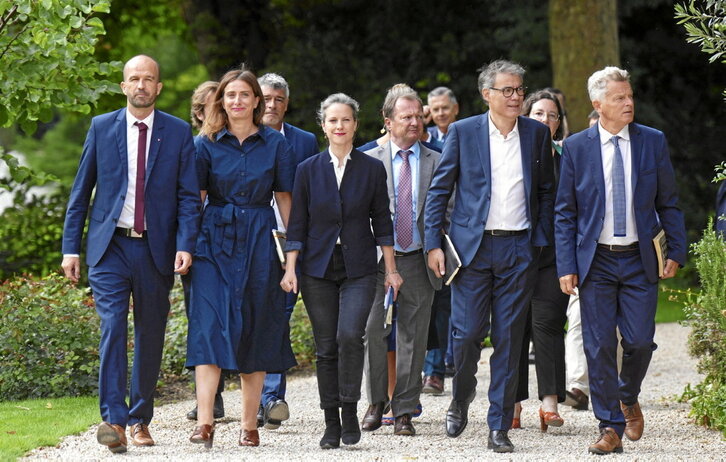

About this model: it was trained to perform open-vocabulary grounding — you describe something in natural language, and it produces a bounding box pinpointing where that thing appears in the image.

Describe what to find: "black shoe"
[213,393,225,419]
[320,407,341,449]
[361,401,388,432]
[256,404,265,428]
[488,430,514,453]
[341,402,361,445]
[394,414,415,436]
[186,406,198,421]
[264,399,289,430]
[445,399,469,438]
[444,363,456,378]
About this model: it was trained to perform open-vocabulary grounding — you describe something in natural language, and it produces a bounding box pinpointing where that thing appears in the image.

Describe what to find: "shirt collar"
[488,116,519,138]
[126,110,154,129]
[215,124,266,142]
[598,121,630,145]
[329,148,352,166]
[389,140,420,160]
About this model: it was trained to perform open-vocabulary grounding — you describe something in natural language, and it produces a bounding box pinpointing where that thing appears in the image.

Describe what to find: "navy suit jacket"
[554,123,686,284]
[283,122,319,169]
[286,149,394,279]
[424,112,555,267]
[62,108,201,275]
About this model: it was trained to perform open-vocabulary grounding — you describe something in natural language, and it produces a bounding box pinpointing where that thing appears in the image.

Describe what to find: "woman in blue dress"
[186,68,296,448]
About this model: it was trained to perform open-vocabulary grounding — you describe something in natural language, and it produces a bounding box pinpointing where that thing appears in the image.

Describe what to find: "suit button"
[120,195,125,200]
[113,218,117,223]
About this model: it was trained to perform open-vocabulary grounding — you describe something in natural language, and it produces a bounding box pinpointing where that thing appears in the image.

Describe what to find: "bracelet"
[385,270,399,276]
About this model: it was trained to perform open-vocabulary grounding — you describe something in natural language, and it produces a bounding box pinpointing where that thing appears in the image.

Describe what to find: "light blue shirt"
[390,141,422,252]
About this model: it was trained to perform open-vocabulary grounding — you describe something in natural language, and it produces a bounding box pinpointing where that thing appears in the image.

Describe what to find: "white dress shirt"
[118,111,154,229]
[329,148,352,244]
[597,122,638,245]
[485,118,529,231]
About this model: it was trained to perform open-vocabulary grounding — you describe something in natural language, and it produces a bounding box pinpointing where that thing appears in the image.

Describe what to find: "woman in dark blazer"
[281,93,403,449]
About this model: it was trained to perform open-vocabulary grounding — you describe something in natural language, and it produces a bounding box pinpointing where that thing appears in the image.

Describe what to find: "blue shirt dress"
[186,125,297,374]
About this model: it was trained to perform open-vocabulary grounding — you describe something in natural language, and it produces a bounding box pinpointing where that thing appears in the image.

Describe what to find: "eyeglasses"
[489,86,526,98]
[531,110,560,122]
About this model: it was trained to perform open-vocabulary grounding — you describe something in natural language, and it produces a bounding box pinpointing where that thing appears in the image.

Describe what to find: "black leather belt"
[115,227,146,239]
[394,248,423,257]
[484,229,527,237]
[598,242,639,252]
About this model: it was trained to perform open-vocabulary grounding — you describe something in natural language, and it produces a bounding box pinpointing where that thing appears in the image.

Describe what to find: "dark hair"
[522,90,565,141]
[200,67,264,139]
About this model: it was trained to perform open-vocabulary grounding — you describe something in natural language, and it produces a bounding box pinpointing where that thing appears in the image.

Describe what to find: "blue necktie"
[611,136,626,237]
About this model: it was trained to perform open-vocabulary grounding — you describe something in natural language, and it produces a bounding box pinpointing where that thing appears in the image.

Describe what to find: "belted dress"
[186,125,297,374]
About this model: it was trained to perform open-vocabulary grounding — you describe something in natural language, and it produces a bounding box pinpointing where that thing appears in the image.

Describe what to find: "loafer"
[189,423,215,449]
[394,414,415,436]
[129,423,154,447]
[564,388,589,411]
[96,422,127,454]
[487,430,514,453]
[621,401,644,441]
[264,399,289,430]
[239,429,260,447]
[256,404,265,428]
[361,401,387,432]
[445,399,469,438]
[588,427,623,455]
[186,393,225,420]
[422,375,444,395]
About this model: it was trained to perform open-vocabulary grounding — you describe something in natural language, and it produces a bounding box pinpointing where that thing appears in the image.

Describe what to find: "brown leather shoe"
[96,422,127,454]
[564,388,589,410]
[190,423,215,449]
[422,375,444,395]
[361,401,387,432]
[588,427,623,455]
[621,401,644,441]
[393,414,415,436]
[129,423,155,446]
[239,429,260,447]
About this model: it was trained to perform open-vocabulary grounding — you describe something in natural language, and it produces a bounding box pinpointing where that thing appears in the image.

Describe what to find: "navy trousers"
[450,233,535,431]
[89,234,173,426]
[579,247,658,437]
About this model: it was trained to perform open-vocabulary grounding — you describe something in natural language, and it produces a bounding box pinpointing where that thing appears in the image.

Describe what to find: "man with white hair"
[555,66,686,454]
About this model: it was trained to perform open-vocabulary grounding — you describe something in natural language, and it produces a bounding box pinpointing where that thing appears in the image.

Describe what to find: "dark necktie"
[134,121,148,235]
[396,150,413,249]
[610,135,626,237]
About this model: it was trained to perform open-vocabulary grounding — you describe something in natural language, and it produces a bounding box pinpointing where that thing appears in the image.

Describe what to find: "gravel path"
[25,323,725,461]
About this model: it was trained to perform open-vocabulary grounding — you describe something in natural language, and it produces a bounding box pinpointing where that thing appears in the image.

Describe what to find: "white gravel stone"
[24,323,726,461]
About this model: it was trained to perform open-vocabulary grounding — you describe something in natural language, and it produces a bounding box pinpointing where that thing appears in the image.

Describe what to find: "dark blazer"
[283,122,319,169]
[365,142,445,289]
[424,112,555,267]
[286,149,394,279]
[62,108,201,275]
[555,122,687,284]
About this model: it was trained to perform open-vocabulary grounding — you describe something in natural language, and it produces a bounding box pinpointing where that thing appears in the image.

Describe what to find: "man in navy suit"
[61,55,200,453]
[424,60,554,453]
[555,66,686,455]
[425,86,459,151]
[257,72,319,430]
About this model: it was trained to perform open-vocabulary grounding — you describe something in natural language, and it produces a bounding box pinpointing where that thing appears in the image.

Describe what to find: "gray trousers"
[363,253,435,417]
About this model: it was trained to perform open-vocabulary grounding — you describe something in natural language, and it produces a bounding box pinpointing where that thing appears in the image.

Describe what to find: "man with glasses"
[424,59,554,453]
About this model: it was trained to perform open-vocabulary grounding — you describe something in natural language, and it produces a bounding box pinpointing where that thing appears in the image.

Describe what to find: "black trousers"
[515,246,569,402]
[301,246,377,409]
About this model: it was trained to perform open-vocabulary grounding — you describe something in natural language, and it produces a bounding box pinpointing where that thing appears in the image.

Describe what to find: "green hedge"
[680,219,726,437]
[0,273,316,401]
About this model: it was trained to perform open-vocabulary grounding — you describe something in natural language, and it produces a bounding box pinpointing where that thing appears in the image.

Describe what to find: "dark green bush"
[681,218,726,437]
[0,274,99,400]
[0,179,69,281]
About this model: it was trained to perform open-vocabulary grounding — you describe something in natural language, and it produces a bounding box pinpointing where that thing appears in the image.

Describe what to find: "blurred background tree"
[1,0,724,279]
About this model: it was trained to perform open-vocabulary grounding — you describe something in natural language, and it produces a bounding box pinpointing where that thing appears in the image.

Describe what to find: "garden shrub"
[681,219,726,437]
[0,274,99,400]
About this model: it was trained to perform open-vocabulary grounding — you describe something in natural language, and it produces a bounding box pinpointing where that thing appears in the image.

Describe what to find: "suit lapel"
[324,151,343,215]
[518,117,533,205]
[629,123,642,193]
[418,144,434,219]
[587,125,607,207]
[115,109,128,176]
[144,110,163,187]
[476,113,492,194]
[374,144,396,215]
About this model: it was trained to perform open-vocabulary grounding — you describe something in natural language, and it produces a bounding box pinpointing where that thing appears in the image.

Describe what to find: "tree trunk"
[549,0,619,134]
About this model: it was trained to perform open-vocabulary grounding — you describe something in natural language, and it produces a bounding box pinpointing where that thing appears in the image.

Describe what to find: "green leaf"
[69,15,83,29]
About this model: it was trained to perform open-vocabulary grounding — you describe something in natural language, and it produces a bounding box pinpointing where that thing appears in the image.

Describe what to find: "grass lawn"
[0,396,99,460]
